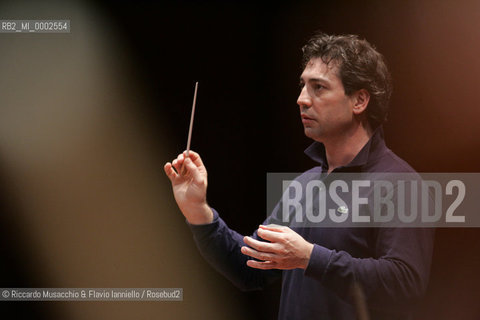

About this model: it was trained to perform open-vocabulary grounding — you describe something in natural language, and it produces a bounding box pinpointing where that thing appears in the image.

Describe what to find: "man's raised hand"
[164,150,213,224]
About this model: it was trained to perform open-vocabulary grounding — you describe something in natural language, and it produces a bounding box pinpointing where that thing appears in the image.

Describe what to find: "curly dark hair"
[302,32,393,129]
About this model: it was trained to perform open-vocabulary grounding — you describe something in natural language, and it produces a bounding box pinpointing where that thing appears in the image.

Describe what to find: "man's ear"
[352,89,370,115]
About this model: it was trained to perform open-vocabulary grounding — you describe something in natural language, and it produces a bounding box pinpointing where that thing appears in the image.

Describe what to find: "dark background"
[1,0,480,318]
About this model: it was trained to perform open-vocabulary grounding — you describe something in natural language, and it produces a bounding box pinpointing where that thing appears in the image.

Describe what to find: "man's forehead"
[300,57,339,80]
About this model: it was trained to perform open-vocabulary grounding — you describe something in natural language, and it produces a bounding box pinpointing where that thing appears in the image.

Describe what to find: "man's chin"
[304,128,323,142]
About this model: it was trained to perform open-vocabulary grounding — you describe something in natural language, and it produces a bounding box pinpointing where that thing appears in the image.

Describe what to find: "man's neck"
[323,123,373,173]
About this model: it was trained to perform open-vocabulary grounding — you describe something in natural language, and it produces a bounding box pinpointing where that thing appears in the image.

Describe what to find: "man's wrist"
[301,242,315,269]
[184,204,214,225]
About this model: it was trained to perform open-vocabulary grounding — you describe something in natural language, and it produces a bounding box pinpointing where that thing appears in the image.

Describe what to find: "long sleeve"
[305,227,435,314]
[188,208,281,291]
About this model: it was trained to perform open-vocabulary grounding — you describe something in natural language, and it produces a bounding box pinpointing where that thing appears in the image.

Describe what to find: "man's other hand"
[241,225,314,270]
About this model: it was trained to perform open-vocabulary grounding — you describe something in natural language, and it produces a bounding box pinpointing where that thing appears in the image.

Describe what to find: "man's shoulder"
[368,146,416,173]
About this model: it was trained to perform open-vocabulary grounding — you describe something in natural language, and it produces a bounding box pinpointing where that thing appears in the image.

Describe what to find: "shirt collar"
[304,126,387,171]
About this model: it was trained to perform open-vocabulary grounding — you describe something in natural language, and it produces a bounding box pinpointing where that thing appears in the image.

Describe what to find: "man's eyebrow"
[299,77,329,84]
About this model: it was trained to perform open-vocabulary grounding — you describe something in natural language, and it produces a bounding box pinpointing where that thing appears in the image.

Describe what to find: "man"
[164,32,434,319]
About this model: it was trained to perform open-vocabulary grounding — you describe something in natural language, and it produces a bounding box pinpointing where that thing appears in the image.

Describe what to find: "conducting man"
[164,32,434,320]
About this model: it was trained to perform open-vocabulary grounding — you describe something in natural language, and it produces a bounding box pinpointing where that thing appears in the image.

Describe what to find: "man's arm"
[242,220,434,312]
[305,227,434,310]
[241,171,434,311]
[164,151,281,291]
[189,209,282,291]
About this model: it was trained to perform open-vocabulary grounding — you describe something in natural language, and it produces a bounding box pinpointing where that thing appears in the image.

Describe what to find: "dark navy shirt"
[189,127,434,320]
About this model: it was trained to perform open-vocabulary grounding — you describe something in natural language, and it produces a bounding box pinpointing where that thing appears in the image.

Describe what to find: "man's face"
[297,58,356,142]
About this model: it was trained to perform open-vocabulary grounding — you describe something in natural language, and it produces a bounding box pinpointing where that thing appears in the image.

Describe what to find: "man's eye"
[314,84,324,91]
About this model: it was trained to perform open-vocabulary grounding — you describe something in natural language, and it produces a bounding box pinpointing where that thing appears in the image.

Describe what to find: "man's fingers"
[241,246,276,262]
[259,224,287,232]
[257,228,285,243]
[172,159,183,173]
[169,151,205,176]
[166,152,206,185]
[184,157,203,183]
[244,236,277,253]
[246,259,276,270]
[164,162,178,182]
[183,150,205,168]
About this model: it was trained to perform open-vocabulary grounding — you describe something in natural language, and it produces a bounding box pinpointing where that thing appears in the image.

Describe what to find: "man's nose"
[297,86,312,109]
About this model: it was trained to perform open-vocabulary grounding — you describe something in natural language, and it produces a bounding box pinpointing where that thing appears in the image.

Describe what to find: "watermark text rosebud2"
[266,173,477,228]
